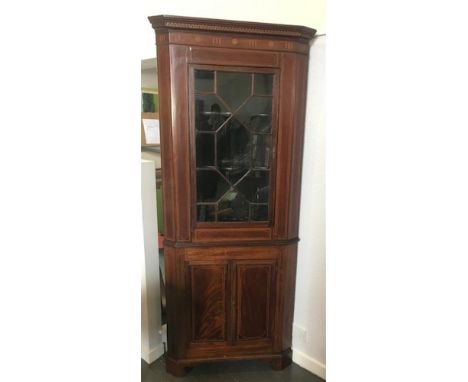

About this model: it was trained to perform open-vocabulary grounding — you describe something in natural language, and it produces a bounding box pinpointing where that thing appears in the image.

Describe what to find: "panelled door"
[185,260,230,344]
[184,248,279,355]
[233,259,277,343]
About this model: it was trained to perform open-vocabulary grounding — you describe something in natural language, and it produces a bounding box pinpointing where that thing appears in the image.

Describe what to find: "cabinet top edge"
[148,15,317,41]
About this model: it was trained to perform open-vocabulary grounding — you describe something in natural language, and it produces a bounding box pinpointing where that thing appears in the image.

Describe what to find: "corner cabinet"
[148,15,316,376]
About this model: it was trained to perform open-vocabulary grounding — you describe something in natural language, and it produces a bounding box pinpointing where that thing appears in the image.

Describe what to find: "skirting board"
[141,343,165,364]
[292,348,326,380]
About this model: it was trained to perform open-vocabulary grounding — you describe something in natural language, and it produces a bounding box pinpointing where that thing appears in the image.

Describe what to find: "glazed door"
[190,65,280,242]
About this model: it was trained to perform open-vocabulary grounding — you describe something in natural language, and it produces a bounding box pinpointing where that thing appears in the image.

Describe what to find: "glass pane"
[196,133,215,167]
[237,96,272,133]
[251,134,272,169]
[217,72,252,110]
[250,204,269,221]
[195,70,214,93]
[217,118,251,183]
[254,73,273,95]
[195,94,231,131]
[194,69,275,223]
[196,169,230,203]
[197,204,216,222]
[217,189,250,222]
[235,170,269,203]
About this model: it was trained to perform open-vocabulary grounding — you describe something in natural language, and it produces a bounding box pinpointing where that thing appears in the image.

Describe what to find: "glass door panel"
[193,68,275,223]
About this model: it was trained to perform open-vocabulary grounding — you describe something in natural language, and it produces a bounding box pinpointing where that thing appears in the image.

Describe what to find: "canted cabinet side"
[149,15,315,377]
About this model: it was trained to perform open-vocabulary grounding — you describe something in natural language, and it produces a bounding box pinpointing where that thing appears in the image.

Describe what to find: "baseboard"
[141,343,165,364]
[292,348,326,380]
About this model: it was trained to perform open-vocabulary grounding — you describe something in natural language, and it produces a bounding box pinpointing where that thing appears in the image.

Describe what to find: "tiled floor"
[142,356,325,382]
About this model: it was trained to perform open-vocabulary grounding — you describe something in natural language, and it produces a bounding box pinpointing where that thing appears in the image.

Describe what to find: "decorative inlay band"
[163,237,299,248]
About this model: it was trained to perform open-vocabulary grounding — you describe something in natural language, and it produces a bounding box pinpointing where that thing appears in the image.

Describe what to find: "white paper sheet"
[142,119,160,144]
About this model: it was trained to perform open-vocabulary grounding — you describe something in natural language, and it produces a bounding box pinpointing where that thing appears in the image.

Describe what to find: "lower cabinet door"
[233,259,278,343]
[184,248,279,357]
[186,262,229,343]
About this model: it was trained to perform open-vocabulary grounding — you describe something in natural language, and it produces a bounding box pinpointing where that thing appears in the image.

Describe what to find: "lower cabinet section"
[164,244,298,373]
[182,246,280,358]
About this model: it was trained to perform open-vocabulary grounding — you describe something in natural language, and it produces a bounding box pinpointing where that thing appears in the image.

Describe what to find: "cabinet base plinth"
[270,349,293,370]
[165,350,292,377]
[166,357,192,377]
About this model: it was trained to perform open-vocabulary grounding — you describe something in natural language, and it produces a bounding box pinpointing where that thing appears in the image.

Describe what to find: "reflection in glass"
[236,170,270,203]
[250,204,269,221]
[196,133,215,167]
[195,94,231,131]
[197,204,216,222]
[217,118,251,183]
[217,190,250,222]
[196,169,230,202]
[217,72,251,110]
[237,97,272,133]
[254,73,273,95]
[195,70,214,93]
[252,135,271,169]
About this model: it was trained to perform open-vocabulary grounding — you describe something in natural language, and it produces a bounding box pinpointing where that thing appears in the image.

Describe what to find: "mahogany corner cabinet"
[148,15,316,377]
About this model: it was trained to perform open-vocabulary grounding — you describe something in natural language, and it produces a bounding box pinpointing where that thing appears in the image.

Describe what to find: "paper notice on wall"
[142,119,160,144]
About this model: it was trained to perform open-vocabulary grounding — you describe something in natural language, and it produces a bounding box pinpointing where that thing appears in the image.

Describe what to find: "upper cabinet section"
[150,15,315,243]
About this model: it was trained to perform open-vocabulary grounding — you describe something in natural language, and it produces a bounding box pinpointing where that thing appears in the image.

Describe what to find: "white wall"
[141,68,157,89]
[141,62,161,168]
[141,160,164,363]
[293,35,326,379]
[141,1,326,376]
